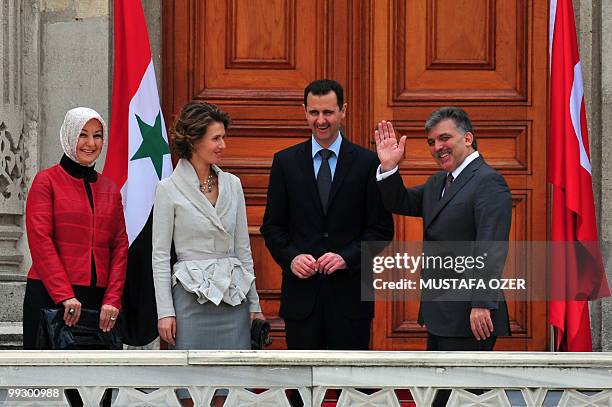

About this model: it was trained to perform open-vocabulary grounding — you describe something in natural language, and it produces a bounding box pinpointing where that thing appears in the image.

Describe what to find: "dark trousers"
[283,285,371,350]
[427,333,497,407]
[426,333,497,351]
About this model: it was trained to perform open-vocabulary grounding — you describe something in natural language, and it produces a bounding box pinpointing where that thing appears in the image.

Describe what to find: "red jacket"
[26,164,128,308]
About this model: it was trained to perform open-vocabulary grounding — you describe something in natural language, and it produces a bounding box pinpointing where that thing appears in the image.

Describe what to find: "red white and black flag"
[104,0,172,346]
[548,0,610,351]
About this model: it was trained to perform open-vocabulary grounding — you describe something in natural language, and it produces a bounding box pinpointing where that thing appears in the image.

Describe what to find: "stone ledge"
[0,223,23,240]
[0,322,22,350]
[2,350,612,368]
[0,274,25,282]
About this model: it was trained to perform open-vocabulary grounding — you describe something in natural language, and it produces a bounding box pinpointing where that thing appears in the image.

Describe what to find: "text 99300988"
[4,387,63,402]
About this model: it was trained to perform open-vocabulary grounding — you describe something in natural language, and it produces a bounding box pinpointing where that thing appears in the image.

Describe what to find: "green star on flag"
[130,112,169,179]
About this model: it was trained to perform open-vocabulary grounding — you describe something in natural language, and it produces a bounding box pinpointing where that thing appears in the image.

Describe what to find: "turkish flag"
[548,0,610,351]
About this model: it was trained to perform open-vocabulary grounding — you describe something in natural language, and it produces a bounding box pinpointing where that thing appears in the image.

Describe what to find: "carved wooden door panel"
[369,0,548,350]
[163,0,548,350]
[163,0,369,349]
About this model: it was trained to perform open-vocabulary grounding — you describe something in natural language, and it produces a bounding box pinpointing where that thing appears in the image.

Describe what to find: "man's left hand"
[316,253,346,274]
[469,308,494,340]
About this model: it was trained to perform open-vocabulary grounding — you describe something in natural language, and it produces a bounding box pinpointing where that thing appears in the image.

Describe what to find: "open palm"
[375,121,406,171]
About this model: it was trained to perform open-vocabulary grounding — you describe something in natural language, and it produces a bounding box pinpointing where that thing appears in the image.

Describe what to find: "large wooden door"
[369,0,548,350]
[163,0,548,350]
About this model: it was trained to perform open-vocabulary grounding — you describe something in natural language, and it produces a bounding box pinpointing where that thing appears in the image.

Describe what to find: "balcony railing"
[0,350,611,406]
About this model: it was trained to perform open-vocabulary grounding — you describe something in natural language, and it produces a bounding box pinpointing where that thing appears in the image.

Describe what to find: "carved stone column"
[0,108,26,268]
[0,0,39,349]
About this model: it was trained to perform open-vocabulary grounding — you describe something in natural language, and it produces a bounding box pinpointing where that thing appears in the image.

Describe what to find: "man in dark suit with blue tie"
[261,79,394,350]
[375,107,512,352]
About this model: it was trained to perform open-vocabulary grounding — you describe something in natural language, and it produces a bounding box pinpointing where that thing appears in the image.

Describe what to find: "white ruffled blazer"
[152,158,261,319]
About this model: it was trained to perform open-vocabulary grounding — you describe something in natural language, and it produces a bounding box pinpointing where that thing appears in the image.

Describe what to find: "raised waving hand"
[374,120,407,172]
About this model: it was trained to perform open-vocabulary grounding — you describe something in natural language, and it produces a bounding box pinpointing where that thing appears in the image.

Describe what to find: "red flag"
[548,0,610,351]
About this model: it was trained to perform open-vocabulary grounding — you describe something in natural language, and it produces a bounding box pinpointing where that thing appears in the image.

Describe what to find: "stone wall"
[39,0,110,173]
[598,0,612,354]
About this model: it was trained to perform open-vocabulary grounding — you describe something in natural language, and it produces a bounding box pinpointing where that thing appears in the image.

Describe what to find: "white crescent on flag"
[568,62,591,174]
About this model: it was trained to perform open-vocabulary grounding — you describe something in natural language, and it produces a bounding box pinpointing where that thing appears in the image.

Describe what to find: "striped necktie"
[442,172,454,198]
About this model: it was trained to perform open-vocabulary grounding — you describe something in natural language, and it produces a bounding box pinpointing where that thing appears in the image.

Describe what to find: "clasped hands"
[61,297,119,333]
[291,253,346,278]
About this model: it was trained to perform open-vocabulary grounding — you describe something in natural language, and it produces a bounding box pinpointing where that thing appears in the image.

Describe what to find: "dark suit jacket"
[261,138,394,321]
[378,155,511,337]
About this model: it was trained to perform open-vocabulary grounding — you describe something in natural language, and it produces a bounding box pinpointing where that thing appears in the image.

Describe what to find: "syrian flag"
[548,0,610,351]
[104,0,172,346]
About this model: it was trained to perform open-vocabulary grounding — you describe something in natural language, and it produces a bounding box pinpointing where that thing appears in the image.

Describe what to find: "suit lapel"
[211,165,231,221]
[328,139,354,209]
[171,159,227,232]
[297,139,325,213]
[424,156,484,230]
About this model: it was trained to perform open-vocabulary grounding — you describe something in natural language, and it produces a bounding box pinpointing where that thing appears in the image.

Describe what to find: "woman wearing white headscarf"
[22,107,128,349]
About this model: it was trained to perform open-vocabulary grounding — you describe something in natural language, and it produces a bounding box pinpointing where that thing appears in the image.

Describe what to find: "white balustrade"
[0,351,611,406]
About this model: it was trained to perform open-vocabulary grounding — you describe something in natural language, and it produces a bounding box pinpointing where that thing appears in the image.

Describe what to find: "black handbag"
[37,308,122,350]
[250,318,271,350]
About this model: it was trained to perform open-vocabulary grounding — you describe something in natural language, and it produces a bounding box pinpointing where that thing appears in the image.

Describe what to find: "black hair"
[424,106,477,150]
[303,79,344,108]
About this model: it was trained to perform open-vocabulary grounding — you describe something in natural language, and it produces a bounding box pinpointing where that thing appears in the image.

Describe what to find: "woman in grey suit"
[152,101,264,354]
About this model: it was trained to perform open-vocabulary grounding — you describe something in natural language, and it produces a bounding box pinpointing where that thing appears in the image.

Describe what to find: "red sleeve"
[102,189,128,309]
[25,171,75,304]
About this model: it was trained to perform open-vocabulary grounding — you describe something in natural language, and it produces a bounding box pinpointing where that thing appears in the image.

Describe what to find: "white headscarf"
[59,107,107,166]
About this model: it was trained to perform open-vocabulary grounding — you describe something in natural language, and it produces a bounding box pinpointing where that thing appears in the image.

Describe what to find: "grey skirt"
[170,283,250,350]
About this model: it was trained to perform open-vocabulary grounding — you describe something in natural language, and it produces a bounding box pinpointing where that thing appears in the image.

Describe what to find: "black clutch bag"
[250,318,271,350]
[37,308,122,350]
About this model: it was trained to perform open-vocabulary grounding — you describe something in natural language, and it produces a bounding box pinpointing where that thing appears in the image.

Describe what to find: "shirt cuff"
[376,164,399,181]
